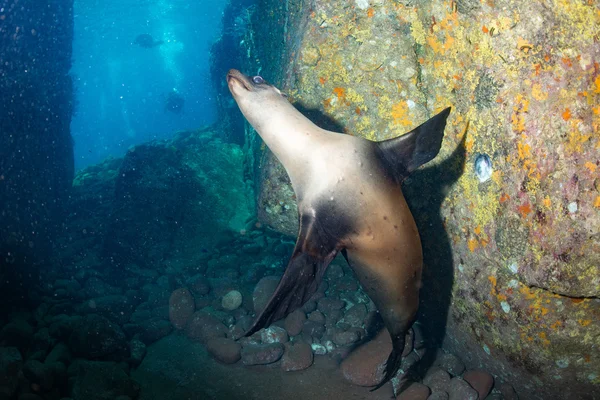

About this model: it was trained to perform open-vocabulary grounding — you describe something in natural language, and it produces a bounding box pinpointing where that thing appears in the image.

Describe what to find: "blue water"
[71,0,228,169]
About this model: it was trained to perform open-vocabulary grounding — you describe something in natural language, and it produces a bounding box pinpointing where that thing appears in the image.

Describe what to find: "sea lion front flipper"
[244,211,340,337]
[377,107,451,181]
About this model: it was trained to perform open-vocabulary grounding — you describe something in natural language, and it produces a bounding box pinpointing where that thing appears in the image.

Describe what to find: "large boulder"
[237,1,600,398]
[104,130,254,269]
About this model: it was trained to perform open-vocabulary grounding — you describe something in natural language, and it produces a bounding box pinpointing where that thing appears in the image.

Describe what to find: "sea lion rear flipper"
[377,107,451,180]
[344,251,419,391]
[244,212,340,336]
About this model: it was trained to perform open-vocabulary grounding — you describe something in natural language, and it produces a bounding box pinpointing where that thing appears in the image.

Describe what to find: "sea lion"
[227,69,450,390]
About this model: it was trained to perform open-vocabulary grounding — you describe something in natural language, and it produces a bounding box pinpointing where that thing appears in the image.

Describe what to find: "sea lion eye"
[252,76,265,84]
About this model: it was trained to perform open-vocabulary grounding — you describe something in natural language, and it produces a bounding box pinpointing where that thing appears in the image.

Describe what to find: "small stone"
[260,326,289,344]
[69,314,127,359]
[436,352,466,376]
[308,310,326,324]
[252,276,280,314]
[284,309,306,336]
[427,392,450,400]
[168,288,195,329]
[311,343,327,355]
[317,297,345,315]
[340,329,391,386]
[423,367,452,393]
[129,338,146,366]
[241,343,284,365]
[221,290,243,311]
[497,382,519,400]
[463,370,494,399]
[326,264,344,280]
[22,360,54,391]
[448,377,478,400]
[397,382,431,400]
[333,330,360,346]
[302,321,325,339]
[342,304,367,327]
[45,343,71,365]
[186,275,210,296]
[281,342,314,371]
[185,311,228,343]
[205,338,242,364]
[302,300,317,313]
[138,318,173,345]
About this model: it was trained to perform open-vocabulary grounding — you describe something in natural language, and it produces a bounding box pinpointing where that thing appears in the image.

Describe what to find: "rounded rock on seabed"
[221,290,243,311]
[205,338,242,364]
[185,311,228,344]
[396,382,431,400]
[284,309,306,337]
[252,276,280,314]
[448,377,478,400]
[333,330,360,346]
[463,369,494,399]
[423,367,452,393]
[340,329,391,386]
[22,360,54,391]
[260,326,289,344]
[435,352,466,376]
[168,288,195,329]
[427,391,449,400]
[241,343,284,365]
[281,342,314,371]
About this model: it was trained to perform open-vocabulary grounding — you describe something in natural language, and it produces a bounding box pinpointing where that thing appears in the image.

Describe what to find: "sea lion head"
[226,69,288,128]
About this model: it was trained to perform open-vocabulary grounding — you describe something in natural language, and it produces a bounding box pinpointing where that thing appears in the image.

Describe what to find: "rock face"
[237,1,600,398]
[0,0,75,308]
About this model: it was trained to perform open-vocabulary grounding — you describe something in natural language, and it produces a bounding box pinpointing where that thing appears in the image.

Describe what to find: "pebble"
[205,338,242,364]
[281,342,314,371]
[168,288,195,329]
[436,352,466,376]
[423,367,452,393]
[252,276,280,314]
[397,382,431,400]
[463,369,494,399]
[284,309,306,336]
[241,343,284,365]
[185,311,228,343]
[260,326,289,344]
[448,377,478,400]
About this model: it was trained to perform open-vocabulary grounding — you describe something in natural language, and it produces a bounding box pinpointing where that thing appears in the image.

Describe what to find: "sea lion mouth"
[227,69,251,92]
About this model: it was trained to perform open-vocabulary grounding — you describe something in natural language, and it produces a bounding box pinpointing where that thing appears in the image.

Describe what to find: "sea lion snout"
[227,69,251,92]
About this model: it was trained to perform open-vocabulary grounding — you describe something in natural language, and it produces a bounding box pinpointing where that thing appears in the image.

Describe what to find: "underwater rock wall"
[247,0,600,398]
[0,1,75,299]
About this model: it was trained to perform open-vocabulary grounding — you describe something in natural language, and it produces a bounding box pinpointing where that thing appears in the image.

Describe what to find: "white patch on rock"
[355,0,370,10]
[483,344,491,355]
[501,301,510,313]
[568,202,578,213]
[311,343,327,355]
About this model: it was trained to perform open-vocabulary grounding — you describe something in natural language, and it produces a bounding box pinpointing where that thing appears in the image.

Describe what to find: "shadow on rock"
[401,129,468,384]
